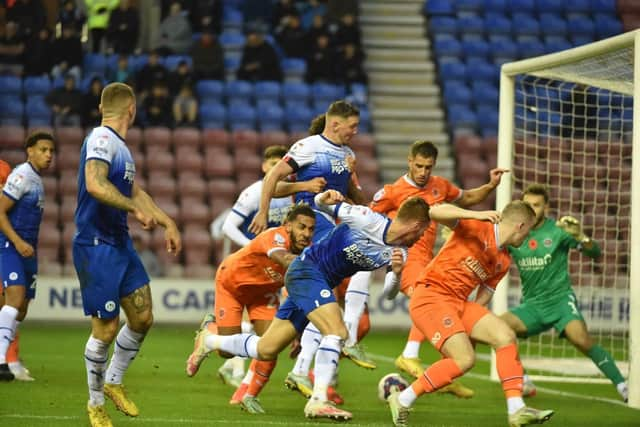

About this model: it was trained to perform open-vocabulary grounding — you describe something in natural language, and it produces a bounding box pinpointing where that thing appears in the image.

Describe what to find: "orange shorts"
[333,277,351,301]
[214,267,281,328]
[409,285,490,351]
[400,259,429,297]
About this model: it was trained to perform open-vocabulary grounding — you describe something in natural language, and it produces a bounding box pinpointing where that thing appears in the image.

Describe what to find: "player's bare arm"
[315,189,346,208]
[274,177,326,197]
[269,249,298,269]
[475,286,494,307]
[389,248,405,275]
[249,159,294,235]
[132,183,182,254]
[429,203,501,228]
[347,172,367,205]
[457,168,509,207]
[0,195,33,257]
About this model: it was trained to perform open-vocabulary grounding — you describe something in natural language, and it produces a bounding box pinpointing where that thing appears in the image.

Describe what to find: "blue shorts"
[275,259,336,333]
[312,212,335,244]
[0,243,38,300]
[73,238,150,319]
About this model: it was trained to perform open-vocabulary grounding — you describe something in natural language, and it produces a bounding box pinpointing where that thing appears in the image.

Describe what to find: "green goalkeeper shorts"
[510,292,585,338]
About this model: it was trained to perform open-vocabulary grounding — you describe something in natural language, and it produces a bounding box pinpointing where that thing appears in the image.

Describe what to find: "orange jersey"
[371,174,462,262]
[220,226,292,288]
[415,219,511,301]
[0,159,10,186]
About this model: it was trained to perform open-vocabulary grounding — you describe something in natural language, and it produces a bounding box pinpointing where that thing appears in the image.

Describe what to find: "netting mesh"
[508,53,632,381]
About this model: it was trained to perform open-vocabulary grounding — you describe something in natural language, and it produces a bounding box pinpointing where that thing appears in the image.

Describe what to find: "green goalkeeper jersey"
[508,217,601,304]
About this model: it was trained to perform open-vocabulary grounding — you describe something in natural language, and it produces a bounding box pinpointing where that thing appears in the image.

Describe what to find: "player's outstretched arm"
[250,159,294,235]
[457,168,509,207]
[221,211,251,247]
[556,215,601,258]
[429,203,500,228]
[274,177,326,197]
[132,183,182,254]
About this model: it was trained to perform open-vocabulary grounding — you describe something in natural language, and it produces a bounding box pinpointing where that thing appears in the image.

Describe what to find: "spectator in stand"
[305,14,329,46]
[191,31,224,80]
[0,22,25,76]
[46,74,84,127]
[108,54,133,83]
[23,27,53,76]
[136,50,169,97]
[173,83,198,127]
[271,0,298,31]
[107,0,140,55]
[51,24,83,82]
[298,0,327,30]
[143,82,173,127]
[275,14,306,59]
[190,0,223,35]
[82,76,105,127]
[6,0,46,40]
[59,0,86,35]
[168,60,194,96]
[242,0,272,34]
[334,13,361,49]
[84,0,119,53]
[326,0,358,26]
[237,29,282,82]
[306,33,334,83]
[335,43,367,85]
[155,2,193,55]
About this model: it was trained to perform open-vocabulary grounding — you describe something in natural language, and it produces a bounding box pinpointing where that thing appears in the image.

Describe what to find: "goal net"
[492,30,639,407]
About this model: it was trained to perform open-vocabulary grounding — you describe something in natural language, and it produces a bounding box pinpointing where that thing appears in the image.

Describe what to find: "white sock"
[241,321,253,333]
[241,364,254,385]
[85,335,110,406]
[617,382,628,400]
[206,333,259,358]
[230,356,245,377]
[507,396,525,415]
[398,386,417,407]
[310,335,342,402]
[292,324,322,376]
[105,325,145,385]
[0,305,19,364]
[343,272,370,346]
[402,341,421,359]
[523,373,531,383]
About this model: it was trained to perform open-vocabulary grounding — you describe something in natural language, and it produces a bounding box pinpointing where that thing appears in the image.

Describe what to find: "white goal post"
[490,29,639,409]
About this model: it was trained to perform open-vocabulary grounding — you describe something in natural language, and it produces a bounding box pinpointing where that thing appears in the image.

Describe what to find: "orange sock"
[6,330,19,363]
[246,359,277,397]
[411,358,463,396]
[407,324,425,343]
[496,343,524,398]
[356,307,370,342]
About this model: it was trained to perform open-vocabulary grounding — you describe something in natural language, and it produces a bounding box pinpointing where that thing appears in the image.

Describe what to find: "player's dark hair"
[326,100,359,118]
[410,140,438,160]
[503,200,536,222]
[285,203,316,223]
[25,131,55,150]
[263,145,288,160]
[308,114,326,135]
[523,184,549,203]
[396,196,430,223]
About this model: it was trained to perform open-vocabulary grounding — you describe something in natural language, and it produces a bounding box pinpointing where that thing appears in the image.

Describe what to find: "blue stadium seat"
[196,80,225,102]
[489,38,518,61]
[429,16,458,35]
[222,7,243,31]
[129,54,149,72]
[80,74,107,92]
[228,103,256,130]
[484,13,511,37]
[358,107,372,133]
[461,38,489,60]
[254,81,281,102]
[509,0,535,13]
[219,32,246,51]
[433,35,462,60]
[594,14,623,39]
[199,102,227,129]
[285,104,313,132]
[512,13,540,37]
[568,16,595,37]
[483,0,508,12]
[224,80,253,101]
[311,82,345,103]
[423,0,455,15]
[564,0,591,15]
[443,82,472,106]
[517,39,545,59]
[466,58,498,82]
[439,60,467,82]
[282,81,310,102]
[224,56,241,75]
[591,0,616,14]
[347,83,368,105]
[538,13,568,36]
[536,0,564,13]
[281,58,307,81]
[0,96,23,125]
[257,103,284,131]
[447,105,477,128]
[25,97,51,124]
[457,15,484,35]
[477,107,499,136]
[164,55,193,71]
[83,53,108,76]
[283,99,308,111]
[23,76,51,96]
[0,76,21,96]
[472,82,499,107]
[456,0,484,12]
[544,37,572,53]
[570,34,595,46]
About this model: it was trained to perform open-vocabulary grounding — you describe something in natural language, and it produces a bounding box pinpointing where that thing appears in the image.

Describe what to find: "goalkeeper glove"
[556,215,589,243]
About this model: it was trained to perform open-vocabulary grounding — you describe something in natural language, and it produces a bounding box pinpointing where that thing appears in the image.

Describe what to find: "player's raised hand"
[15,239,34,258]
[133,207,156,230]
[475,210,501,223]
[305,177,327,193]
[556,215,586,241]
[165,224,182,255]
[248,210,268,235]
[318,189,345,205]
[390,248,405,275]
[489,168,510,187]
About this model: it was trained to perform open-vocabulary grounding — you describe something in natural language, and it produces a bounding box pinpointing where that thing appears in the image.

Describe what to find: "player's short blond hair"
[502,200,536,223]
[100,82,135,117]
[396,196,430,223]
[326,100,359,119]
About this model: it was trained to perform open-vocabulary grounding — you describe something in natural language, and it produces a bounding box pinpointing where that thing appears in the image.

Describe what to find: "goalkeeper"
[501,184,628,402]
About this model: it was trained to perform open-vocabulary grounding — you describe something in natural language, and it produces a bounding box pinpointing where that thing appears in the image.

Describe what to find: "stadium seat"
[350,133,376,158]
[223,55,241,77]
[143,127,172,150]
[447,105,478,128]
[466,58,498,83]
[544,37,572,54]
[457,15,484,35]
[429,16,457,35]
[536,0,564,13]
[568,16,595,37]
[199,102,227,129]
[219,32,246,52]
[477,107,499,136]
[147,174,177,199]
[257,103,285,131]
[254,81,281,103]
[83,53,108,76]
[146,151,175,175]
[423,0,455,15]
[517,39,545,59]
[207,178,237,200]
[432,35,462,60]
[55,126,84,146]
[180,198,211,226]
[312,82,345,104]
[204,150,234,178]
[443,82,472,106]
[282,81,310,102]
[202,128,230,149]
[172,127,202,148]
[259,130,288,149]
[538,13,568,37]
[509,0,535,13]
[285,104,313,132]
[236,170,261,190]
[225,80,253,102]
[483,13,511,37]
[512,13,540,37]
[455,0,483,12]
[58,171,78,196]
[438,60,467,83]
[222,7,243,31]
[164,55,192,70]
[23,76,51,96]
[234,149,262,172]
[127,127,143,149]
[196,80,225,103]
[0,75,21,95]
[56,144,81,171]
[228,104,256,131]
[231,129,260,151]
[41,175,59,199]
[177,173,207,199]
[128,54,149,72]
[281,58,307,81]
[594,14,623,39]
[175,146,204,175]
[60,197,77,223]
[489,38,518,62]
[0,97,24,126]
[483,0,508,12]
[564,0,592,15]
[460,39,489,60]
[472,82,499,107]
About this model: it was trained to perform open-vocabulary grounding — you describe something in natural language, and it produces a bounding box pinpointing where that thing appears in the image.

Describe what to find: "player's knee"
[256,344,279,361]
[499,328,517,346]
[453,352,475,372]
[130,311,154,333]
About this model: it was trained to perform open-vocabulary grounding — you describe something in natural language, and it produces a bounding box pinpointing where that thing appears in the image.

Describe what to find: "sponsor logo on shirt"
[274,232,286,245]
[124,161,135,183]
[517,253,552,270]
[343,243,378,269]
[6,174,23,193]
[543,238,552,248]
[330,158,350,174]
[461,256,490,282]
[105,300,116,312]
[94,136,109,155]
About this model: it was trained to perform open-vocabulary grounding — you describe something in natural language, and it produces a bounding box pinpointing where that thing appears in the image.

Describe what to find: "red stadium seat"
[0,126,25,149]
[204,150,233,178]
[202,129,231,150]
[234,149,262,172]
[127,127,143,149]
[0,149,25,167]
[55,126,84,146]
[175,146,204,175]
[147,174,177,200]
[59,196,77,223]
[177,174,207,200]
[259,130,289,149]
[146,150,175,175]
[236,171,260,191]
[454,134,483,156]
[350,133,376,158]
[180,198,211,227]
[61,223,76,263]
[288,131,307,145]
[42,200,59,225]
[210,198,233,219]
[207,178,237,200]
[172,128,202,149]
[143,127,172,150]
[231,129,260,152]
[58,171,78,196]
[56,143,82,171]
[42,175,59,198]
